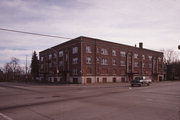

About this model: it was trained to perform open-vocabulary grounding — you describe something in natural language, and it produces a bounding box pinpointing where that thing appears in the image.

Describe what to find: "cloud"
[0,0,180,67]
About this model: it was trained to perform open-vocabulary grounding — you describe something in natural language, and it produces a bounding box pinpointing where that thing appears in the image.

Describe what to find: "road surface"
[0,81,179,120]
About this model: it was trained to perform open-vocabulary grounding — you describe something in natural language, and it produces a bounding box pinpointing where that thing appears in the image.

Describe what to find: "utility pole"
[26,55,27,82]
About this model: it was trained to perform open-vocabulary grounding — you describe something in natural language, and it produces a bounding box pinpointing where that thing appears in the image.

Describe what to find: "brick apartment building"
[39,36,164,84]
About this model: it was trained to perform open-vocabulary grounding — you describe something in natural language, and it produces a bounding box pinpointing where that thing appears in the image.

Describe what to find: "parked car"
[131,77,152,87]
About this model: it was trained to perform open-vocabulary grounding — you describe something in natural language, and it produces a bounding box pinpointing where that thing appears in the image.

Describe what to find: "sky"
[0,0,180,69]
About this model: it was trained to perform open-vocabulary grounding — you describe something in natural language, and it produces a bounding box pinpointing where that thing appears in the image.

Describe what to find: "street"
[0,81,179,120]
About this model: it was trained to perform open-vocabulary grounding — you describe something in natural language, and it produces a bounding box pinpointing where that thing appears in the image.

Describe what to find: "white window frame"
[59,51,63,57]
[86,46,92,53]
[148,56,152,61]
[73,57,78,64]
[101,58,108,65]
[72,47,78,54]
[120,51,126,57]
[112,59,116,65]
[112,50,116,56]
[49,54,52,60]
[72,68,78,75]
[101,48,108,55]
[134,62,138,67]
[86,56,92,64]
[134,53,138,59]
[142,55,145,60]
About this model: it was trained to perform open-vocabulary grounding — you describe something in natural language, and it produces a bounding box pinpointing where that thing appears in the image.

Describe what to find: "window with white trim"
[54,53,57,58]
[72,47,78,54]
[49,54,52,60]
[86,56,92,64]
[72,68,78,75]
[120,51,126,57]
[101,48,108,55]
[59,51,63,57]
[112,50,116,56]
[101,58,108,65]
[134,53,138,59]
[86,46,92,53]
[148,56,152,61]
[73,58,78,64]
[142,55,145,60]
[112,59,116,65]
[134,62,138,67]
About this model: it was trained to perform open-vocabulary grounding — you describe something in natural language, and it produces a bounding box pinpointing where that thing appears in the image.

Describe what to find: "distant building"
[39,36,164,84]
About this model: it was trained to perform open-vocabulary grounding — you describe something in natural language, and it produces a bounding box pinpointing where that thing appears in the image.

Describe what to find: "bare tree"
[160,49,179,64]
[3,57,23,81]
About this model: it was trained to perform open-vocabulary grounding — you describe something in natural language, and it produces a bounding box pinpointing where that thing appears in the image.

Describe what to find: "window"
[134,62,138,67]
[72,47,78,54]
[120,60,126,66]
[86,56,92,64]
[59,51,63,57]
[40,64,43,69]
[59,61,63,66]
[112,59,116,65]
[96,48,100,53]
[142,55,145,60]
[101,58,108,65]
[101,48,108,55]
[40,57,44,61]
[158,57,162,62]
[73,58,78,64]
[49,54,52,60]
[120,51,126,57]
[149,63,152,68]
[148,56,152,61]
[49,63,52,68]
[112,50,116,56]
[54,53,57,58]
[72,68,78,75]
[86,46,92,53]
[134,54,138,59]
[96,58,100,64]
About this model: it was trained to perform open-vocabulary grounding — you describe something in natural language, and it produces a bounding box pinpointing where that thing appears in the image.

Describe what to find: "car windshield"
[134,77,143,80]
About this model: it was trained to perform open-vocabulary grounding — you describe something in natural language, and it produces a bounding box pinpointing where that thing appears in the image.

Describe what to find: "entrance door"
[113,78,116,83]
[86,78,92,84]
[102,78,107,83]
[73,78,78,84]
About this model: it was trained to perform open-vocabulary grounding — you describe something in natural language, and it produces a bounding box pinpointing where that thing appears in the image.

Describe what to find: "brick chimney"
[139,42,143,48]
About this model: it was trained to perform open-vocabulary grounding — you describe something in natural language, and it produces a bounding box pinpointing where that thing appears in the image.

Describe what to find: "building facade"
[39,36,164,84]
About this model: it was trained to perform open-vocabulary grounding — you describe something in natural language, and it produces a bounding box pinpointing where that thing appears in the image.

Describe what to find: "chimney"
[139,42,143,48]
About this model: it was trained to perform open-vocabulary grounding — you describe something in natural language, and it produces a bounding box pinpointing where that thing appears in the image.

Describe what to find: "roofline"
[39,36,163,54]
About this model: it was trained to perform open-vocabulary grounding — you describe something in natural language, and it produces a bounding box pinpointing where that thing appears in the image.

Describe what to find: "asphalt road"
[0,81,179,120]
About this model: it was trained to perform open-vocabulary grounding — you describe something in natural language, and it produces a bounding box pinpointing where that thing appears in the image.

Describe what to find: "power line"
[0,27,72,39]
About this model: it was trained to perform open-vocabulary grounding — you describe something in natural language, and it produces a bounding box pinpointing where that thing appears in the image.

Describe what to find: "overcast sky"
[0,0,180,68]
